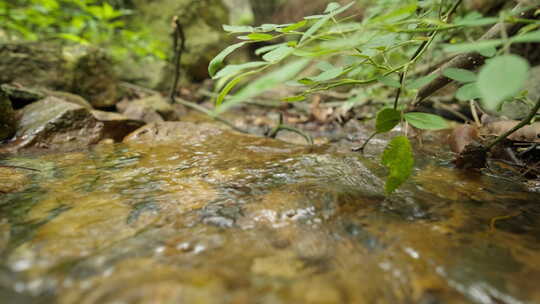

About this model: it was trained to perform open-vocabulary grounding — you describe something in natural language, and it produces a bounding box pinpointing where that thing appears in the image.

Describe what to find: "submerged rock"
[0,98,143,153]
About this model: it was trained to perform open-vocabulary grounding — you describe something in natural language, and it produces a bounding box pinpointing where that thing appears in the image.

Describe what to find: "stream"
[1,122,540,304]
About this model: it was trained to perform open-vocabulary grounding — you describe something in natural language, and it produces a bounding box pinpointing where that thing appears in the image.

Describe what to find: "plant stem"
[169,17,186,104]
[484,96,540,151]
[172,98,250,134]
[392,0,463,110]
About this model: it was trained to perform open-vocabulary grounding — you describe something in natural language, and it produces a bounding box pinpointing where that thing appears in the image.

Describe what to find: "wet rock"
[43,90,93,109]
[0,98,142,153]
[0,167,30,194]
[124,121,223,144]
[0,91,16,141]
[0,84,44,109]
[117,95,174,123]
[91,110,145,142]
[0,43,118,108]
[120,102,164,124]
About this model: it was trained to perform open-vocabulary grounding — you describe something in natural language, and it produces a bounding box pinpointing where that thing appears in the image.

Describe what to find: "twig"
[415,3,538,104]
[169,16,186,104]
[393,0,463,110]
[484,96,540,151]
[172,97,250,134]
[266,113,313,145]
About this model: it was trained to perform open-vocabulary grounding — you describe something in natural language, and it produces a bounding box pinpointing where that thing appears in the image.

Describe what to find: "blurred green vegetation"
[0,0,166,60]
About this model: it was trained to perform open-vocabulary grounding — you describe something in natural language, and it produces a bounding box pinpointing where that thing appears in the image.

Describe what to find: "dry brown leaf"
[483,121,540,143]
[448,124,480,153]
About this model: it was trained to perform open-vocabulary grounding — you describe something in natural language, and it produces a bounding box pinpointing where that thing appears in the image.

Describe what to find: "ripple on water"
[1,123,540,303]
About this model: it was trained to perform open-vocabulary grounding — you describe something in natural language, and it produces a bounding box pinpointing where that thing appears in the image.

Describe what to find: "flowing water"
[1,123,540,304]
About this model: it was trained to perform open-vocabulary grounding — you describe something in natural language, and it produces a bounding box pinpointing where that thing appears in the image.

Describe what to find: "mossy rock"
[132,0,231,85]
[0,42,118,108]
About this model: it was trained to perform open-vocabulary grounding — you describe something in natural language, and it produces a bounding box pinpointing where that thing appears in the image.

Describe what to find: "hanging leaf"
[300,15,331,43]
[308,66,344,82]
[255,43,287,55]
[279,20,307,33]
[216,59,311,113]
[376,108,401,133]
[477,54,529,110]
[262,45,294,62]
[246,33,275,41]
[283,95,306,102]
[406,74,437,90]
[382,136,414,194]
[222,24,254,33]
[208,42,247,77]
[325,2,341,13]
[455,83,481,101]
[212,61,269,79]
[442,68,477,83]
[404,112,449,130]
[377,75,401,88]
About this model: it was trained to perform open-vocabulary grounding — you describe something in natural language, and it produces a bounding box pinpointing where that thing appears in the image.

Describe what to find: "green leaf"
[56,33,89,44]
[478,47,497,58]
[405,74,437,90]
[442,68,477,83]
[443,31,540,53]
[279,20,307,33]
[212,61,269,79]
[283,95,306,102]
[245,33,275,41]
[455,17,497,27]
[455,83,481,101]
[316,61,335,71]
[477,55,529,110]
[370,3,417,24]
[308,66,344,82]
[404,112,449,130]
[255,43,287,55]
[216,59,311,113]
[222,24,254,33]
[442,39,502,53]
[262,45,294,62]
[378,75,401,88]
[300,15,331,43]
[208,42,247,77]
[325,2,341,13]
[376,108,401,133]
[382,136,414,194]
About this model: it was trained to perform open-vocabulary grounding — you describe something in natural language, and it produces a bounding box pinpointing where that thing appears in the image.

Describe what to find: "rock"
[0,43,119,108]
[0,167,30,194]
[0,83,45,109]
[123,121,223,144]
[131,0,231,84]
[118,95,174,122]
[70,46,118,108]
[0,43,69,89]
[121,102,165,124]
[0,90,16,141]
[91,110,145,142]
[0,98,142,153]
[42,90,93,109]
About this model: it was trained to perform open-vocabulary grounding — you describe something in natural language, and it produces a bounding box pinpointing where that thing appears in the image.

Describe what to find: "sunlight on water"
[1,125,540,303]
